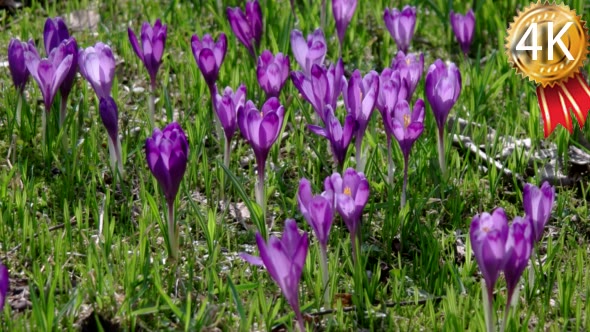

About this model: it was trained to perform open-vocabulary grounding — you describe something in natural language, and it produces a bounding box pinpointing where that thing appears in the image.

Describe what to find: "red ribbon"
[536,73,590,137]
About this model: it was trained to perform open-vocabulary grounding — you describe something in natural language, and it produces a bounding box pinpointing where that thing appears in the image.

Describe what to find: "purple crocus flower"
[290,29,327,77]
[43,17,70,55]
[383,6,417,53]
[308,105,356,167]
[376,68,406,132]
[24,42,73,112]
[324,168,369,252]
[523,182,556,243]
[297,178,333,250]
[392,51,424,100]
[332,0,357,51]
[389,99,424,207]
[256,50,290,98]
[146,122,189,206]
[99,96,124,176]
[470,208,509,305]
[78,42,116,100]
[8,38,35,94]
[145,122,189,260]
[128,19,168,90]
[226,0,263,57]
[342,69,379,171]
[240,219,309,332]
[503,216,533,308]
[425,59,461,175]
[0,262,7,311]
[191,33,227,92]
[291,59,344,124]
[238,97,285,210]
[214,84,247,167]
[450,9,476,56]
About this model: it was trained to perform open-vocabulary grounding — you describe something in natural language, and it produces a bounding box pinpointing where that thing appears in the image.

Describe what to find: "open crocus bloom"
[389,99,425,159]
[128,19,168,89]
[191,33,227,90]
[383,5,417,53]
[78,42,116,100]
[290,28,327,77]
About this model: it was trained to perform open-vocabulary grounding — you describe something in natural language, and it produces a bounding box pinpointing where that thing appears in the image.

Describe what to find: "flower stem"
[16,93,23,127]
[401,156,408,209]
[437,127,447,177]
[355,134,364,172]
[167,200,178,261]
[41,109,47,148]
[500,289,514,332]
[320,0,326,31]
[256,160,266,230]
[387,136,394,186]
[59,94,68,128]
[148,91,156,129]
[320,245,330,309]
[224,137,231,170]
[481,280,495,332]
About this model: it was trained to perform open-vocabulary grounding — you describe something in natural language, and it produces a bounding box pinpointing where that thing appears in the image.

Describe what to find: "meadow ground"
[1,0,590,330]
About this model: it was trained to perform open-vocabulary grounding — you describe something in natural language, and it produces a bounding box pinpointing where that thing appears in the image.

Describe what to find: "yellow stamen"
[403,114,411,128]
[482,226,490,233]
[344,186,352,196]
[406,58,411,65]
[260,111,264,118]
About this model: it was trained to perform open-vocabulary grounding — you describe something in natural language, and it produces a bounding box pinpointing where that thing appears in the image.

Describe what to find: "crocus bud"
[78,42,116,99]
[214,84,247,143]
[290,29,327,77]
[256,50,290,98]
[0,262,8,311]
[237,97,285,169]
[24,42,73,111]
[43,17,70,55]
[389,99,425,159]
[191,33,227,91]
[450,9,476,56]
[392,51,424,100]
[99,96,119,145]
[145,122,189,206]
[523,182,555,243]
[240,219,309,332]
[297,178,334,250]
[55,37,79,100]
[470,208,509,298]
[128,19,168,89]
[332,0,358,46]
[425,59,461,133]
[307,105,356,167]
[503,216,533,303]
[383,6,417,53]
[226,0,263,57]
[8,38,35,93]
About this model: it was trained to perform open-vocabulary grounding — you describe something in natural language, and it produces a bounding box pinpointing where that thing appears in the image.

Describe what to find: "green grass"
[1,0,590,330]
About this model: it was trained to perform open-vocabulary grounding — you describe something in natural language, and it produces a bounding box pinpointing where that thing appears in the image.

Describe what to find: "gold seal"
[506,1,589,87]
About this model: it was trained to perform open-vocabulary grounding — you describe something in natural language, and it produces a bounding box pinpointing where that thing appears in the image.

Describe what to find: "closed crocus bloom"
[146,122,189,206]
[240,219,308,332]
[324,168,369,241]
[297,178,333,250]
[256,50,290,98]
[24,42,73,111]
[191,33,227,91]
[503,216,533,305]
[43,17,70,55]
[79,42,116,99]
[332,0,357,47]
[384,6,417,54]
[0,262,8,310]
[392,51,424,100]
[470,208,509,299]
[55,37,78,100]
[523,182,555,243]
[8,38,35,93]
[389,99,425,159]
[376,68,406,131]
[290,29,327,77]
[99,96,124,176]
[291,59,344,124]
[238,97,285,168]
[425,59,461,132]
[128,19,168,89]
[450,9,476,55]
[214,84,247,144]
[226,0,262,57]
[308,105,356,167]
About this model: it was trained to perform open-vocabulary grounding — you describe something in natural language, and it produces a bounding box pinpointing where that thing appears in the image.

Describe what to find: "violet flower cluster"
[470,182,555,332]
